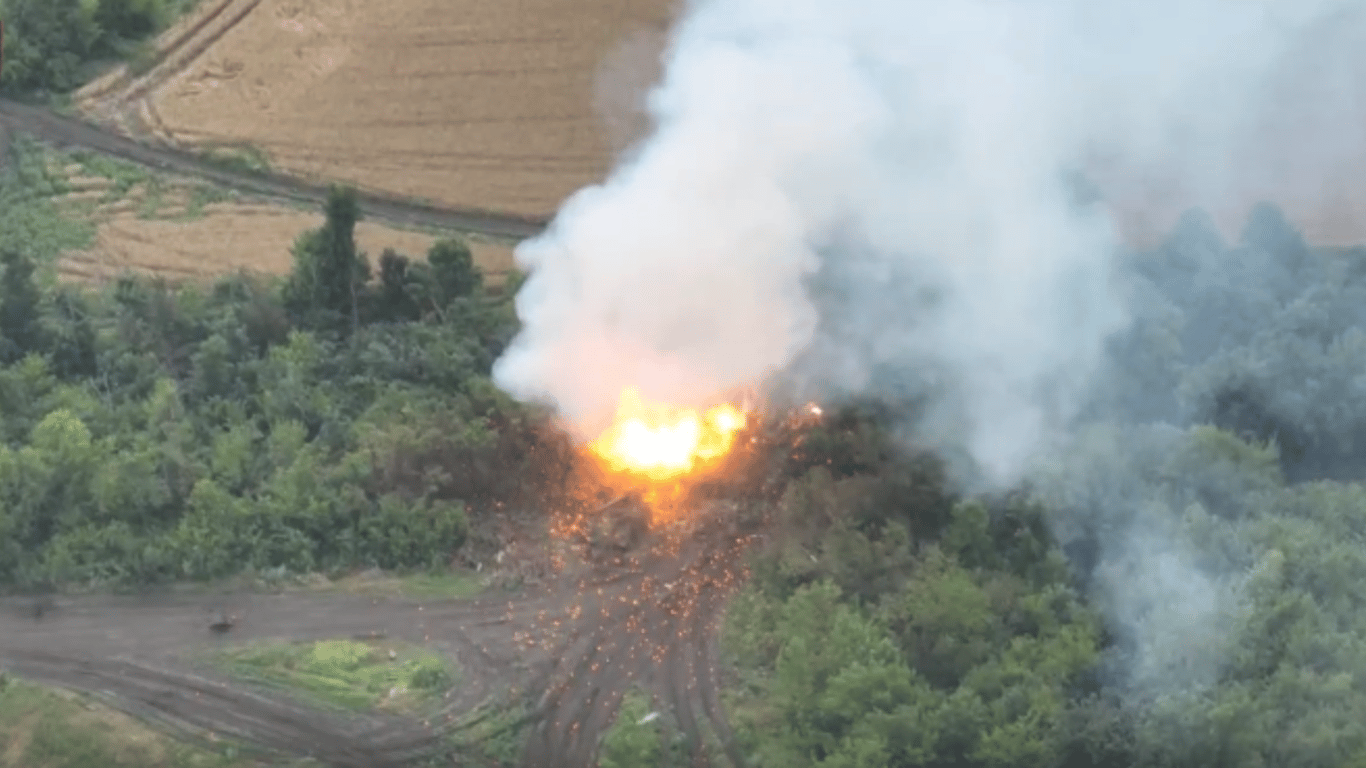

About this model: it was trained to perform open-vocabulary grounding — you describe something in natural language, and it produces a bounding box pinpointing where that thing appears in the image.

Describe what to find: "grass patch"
[47,93,78,117]
[128,40,162,78]
[182,185,230,219]
[447,700,532,767]
[323,569,487,600]
[68,151,151,199]
[0,677,258,768]
[214,638,458,714]
[0,138,96,260]
[138,177,168,218]
[201,145,272,176]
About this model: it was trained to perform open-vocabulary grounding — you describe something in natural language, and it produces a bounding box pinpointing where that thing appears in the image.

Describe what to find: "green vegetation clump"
[200,145,273,177]
[0,185,534,590]
[599,689,689,768]
[0,138,96,261]
[722,446,1101,768]
[0,0,196,95]
[215,638,457,712]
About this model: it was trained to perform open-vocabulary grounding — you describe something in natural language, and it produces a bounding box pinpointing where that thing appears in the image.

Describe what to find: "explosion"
[588,387,748,482]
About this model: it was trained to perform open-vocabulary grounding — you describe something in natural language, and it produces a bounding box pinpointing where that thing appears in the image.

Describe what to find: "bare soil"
[77,0,678,220]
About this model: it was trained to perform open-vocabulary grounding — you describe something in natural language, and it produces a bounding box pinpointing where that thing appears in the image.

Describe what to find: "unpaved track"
[0,517,752,767]
[0,99,549,239]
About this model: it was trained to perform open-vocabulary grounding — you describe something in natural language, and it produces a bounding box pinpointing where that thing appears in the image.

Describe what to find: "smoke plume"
[497,0,1364,477]
[494,0,1366,692]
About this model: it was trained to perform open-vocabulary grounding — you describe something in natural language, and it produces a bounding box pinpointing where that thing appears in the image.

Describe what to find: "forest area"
[1,0,1363,765]
[0,161,1361,767]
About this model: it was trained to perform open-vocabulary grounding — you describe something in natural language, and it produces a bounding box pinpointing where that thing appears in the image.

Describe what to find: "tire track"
[0,99,549,239]
[0,505,756,768]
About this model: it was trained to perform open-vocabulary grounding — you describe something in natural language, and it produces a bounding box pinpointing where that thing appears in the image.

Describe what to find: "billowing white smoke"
[494,0,1365,486]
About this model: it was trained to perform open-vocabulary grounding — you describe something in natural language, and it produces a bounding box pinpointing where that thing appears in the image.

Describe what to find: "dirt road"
[0,510,753,768]
[0,99,549,240]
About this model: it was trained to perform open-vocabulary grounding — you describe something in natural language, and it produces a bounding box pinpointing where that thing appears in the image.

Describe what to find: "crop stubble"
[78,0,678,220]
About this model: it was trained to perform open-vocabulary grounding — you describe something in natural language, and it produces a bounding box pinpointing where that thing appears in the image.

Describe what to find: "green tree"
[284,185,371,333]
[600,690,685,768]
[93,0,168,44]
[373,249,420,323]
[0,0,101,93]
[44,287,98,379]
[0,249,44,363]
[426,238,482,308]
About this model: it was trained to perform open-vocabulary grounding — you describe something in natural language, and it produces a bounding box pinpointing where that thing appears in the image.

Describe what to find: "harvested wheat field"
[77,0,678,220]
[45,159,514,284]
[60,202,516,284]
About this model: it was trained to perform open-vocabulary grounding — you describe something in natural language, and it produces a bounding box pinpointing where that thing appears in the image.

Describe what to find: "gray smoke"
[494,0,1366,693]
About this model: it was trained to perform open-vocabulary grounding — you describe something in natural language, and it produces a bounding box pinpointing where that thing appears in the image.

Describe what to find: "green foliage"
[0,0,189,95]
[0,187,522,589]
[727,457,1101,768]
[283,186,370,333]
[93,0,170,43]
[0,249,45,362]
[599,690,682,768]
[0,678,252,767]
[729,418,1366,768]
[0,139,97,261]
[215,638,458,713]
[426,238,483,306]
[357,494,468,570]
[0,0,100,93]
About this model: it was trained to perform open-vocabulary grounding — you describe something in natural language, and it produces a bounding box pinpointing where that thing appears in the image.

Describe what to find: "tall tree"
[283,185,370,333]
[426,238,482,308]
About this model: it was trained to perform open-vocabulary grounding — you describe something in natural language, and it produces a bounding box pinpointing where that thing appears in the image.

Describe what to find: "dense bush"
[0,0,184,94]
[724,449,1100,767]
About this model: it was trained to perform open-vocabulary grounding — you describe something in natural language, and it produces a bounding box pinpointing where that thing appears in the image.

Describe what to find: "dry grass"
[77,0,678,220]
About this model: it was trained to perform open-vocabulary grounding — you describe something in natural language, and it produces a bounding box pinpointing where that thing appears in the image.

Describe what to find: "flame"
[589,387,748,482]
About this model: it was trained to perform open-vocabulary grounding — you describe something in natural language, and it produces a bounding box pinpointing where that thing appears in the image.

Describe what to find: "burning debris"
[584,493,652,563]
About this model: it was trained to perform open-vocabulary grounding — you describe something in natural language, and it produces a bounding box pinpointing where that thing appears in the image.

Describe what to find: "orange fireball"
[589,387,748,482]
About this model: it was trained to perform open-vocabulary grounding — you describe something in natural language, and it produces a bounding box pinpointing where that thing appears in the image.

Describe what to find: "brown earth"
[0,503,755,768]
[76,0,677,220]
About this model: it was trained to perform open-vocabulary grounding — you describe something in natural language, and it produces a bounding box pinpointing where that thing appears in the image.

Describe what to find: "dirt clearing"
[0,499,757,767]
[77,0,678,220]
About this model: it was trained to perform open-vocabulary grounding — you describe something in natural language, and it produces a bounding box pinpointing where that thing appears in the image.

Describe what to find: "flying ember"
[588,387,748,481]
